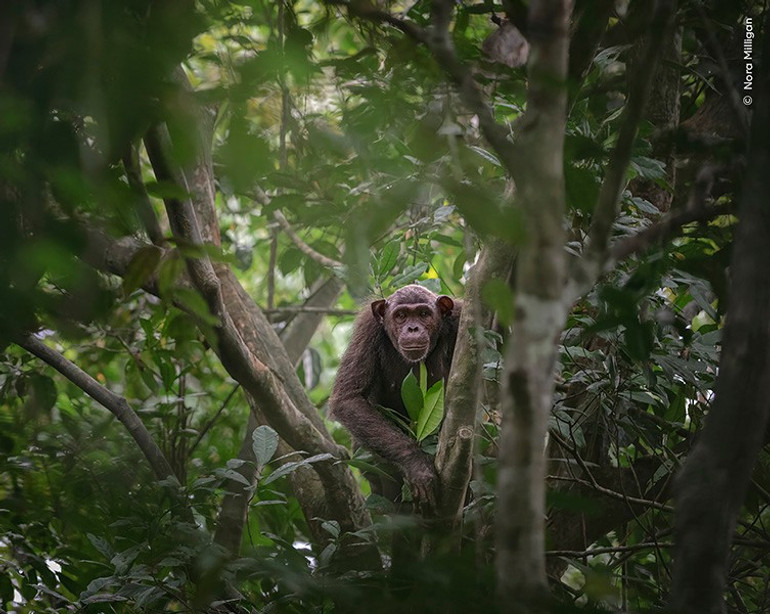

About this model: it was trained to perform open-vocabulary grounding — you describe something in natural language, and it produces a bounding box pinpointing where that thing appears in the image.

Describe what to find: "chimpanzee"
[329,284,461,510]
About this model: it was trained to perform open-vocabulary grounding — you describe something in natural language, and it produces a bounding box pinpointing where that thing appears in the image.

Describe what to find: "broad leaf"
[262,453,333,485]
[401,370,423,422]
[415,379,445,441]
[252,425,279,470]
[222,469,251,487]
[123,245,163,296]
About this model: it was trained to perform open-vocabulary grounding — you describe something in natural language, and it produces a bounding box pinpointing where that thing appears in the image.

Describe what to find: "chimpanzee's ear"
[436,295,454,316]
[371,299,387,321]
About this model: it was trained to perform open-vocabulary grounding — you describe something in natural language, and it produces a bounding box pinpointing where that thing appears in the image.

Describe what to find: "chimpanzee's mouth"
[400,344,429,362]
[401,344,428,352]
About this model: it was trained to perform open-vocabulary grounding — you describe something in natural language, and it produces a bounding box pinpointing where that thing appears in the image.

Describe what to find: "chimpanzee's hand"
[403,452,438,514]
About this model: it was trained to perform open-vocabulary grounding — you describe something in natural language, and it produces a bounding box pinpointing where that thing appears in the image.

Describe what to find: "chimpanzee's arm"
[329,311,437,507]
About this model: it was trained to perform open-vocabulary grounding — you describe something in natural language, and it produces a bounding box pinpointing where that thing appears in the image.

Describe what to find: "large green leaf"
[415,379,444,441]
[401,369,423,423]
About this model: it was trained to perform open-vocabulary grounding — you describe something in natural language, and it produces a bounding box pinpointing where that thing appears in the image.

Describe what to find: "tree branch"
[15,334,179,485]
[327,0,520,177]
[610,201,734,263]
[434,240,515,531]
[273,209,343,270]
[265,305,356,317]
[122,144,165,245]
[546,542,673,558]
[142,122,374,540]
[587,0,677,260]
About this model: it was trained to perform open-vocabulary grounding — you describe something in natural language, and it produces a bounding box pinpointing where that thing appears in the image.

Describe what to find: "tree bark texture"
[214,276,343,554]
[146,127,373,538]
[141,83,374,541]
[670,11,770,613]
[435,240,515,529]
[495,0,571,609]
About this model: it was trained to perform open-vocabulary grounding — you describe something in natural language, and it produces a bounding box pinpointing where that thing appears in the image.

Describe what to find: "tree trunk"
[434,240,515,531]
[214,277,343,554]
[670,11,770,613]
[495,1,571,610]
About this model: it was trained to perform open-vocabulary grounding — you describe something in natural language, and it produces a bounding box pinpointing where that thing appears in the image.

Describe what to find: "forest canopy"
[1,1,769,613]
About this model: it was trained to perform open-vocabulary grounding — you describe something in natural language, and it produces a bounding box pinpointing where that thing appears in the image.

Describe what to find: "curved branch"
[252,187,344,270]
[15,334,179,485]
[610,202,734,263]
[143,123,374,537]
[273,210,343,269]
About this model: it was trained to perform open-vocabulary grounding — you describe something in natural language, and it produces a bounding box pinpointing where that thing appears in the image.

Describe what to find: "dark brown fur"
[329,285,461,509]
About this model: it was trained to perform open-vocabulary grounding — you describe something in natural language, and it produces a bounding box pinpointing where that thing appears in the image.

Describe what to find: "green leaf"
[173,287,219,326]
[401,370,423,423]
[419,362,427,393]
[222,469,251,487]
[628,155,667,182]
[468,145,501,167]
[565,165,600,213]
[145,181,191,201]
[87,533,113,559]
[0,573,14,606]
[123,245,163,296]
[389,263,427,288]
[417,278,441,294]
[262,453,333,485]
[157,252,185,298]
[344,458,400,481]
[481,278,515,327]
[26,374,57,416]
[377,241,400,277]
[252,425,279,470]
[415,379,445,441]
[321,520,340,538]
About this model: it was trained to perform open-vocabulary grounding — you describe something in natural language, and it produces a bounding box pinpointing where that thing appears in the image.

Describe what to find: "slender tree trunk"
[495,1,571,610]
[435,240,515,531]
[670,12,770,613]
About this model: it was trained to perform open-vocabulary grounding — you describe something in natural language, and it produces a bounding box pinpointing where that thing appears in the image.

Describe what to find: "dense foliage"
[1,1,768,613]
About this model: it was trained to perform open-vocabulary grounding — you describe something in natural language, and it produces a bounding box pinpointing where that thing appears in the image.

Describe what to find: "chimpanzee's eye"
[420,309,431,319]
[394,312,407,322]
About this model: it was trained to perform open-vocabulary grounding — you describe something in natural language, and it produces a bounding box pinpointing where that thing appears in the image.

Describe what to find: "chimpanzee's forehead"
[391,301,433,309]
[388,285,435,303]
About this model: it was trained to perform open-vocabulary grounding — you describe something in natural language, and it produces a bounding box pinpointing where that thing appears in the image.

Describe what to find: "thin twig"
[265,306,357,317]
[546,542,674,557]
[188,383,242,458]
[273,209,343,269]
[252,186,344,270]
[547,474,673,511]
